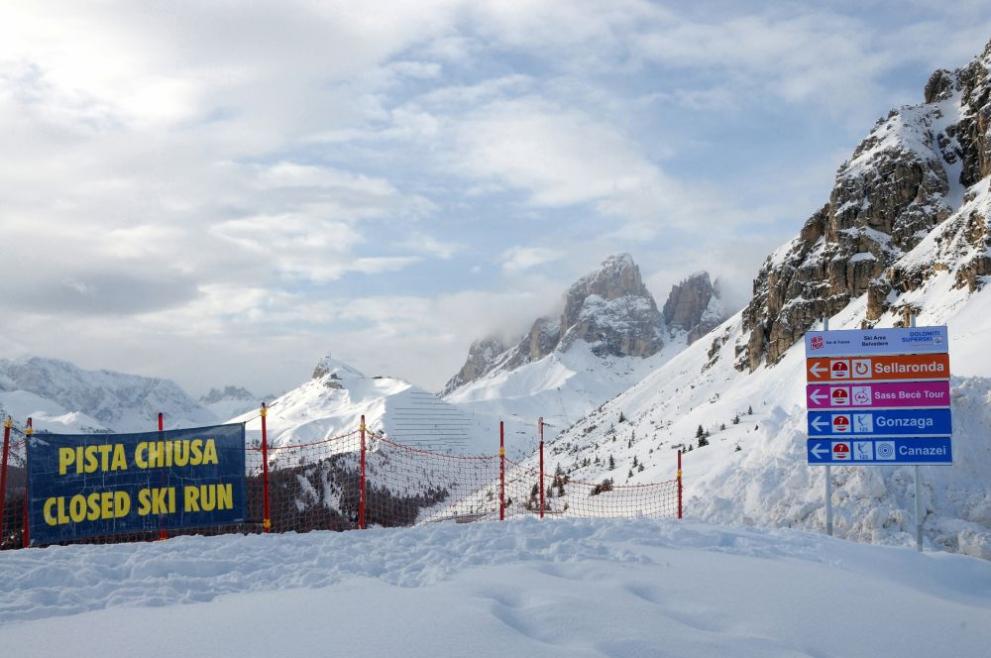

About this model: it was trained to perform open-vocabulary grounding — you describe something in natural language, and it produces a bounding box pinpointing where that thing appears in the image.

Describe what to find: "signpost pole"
[908,312,924,552]
[823,317,833,537]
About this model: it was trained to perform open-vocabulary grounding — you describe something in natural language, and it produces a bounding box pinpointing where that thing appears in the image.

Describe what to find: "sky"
[1,1,990,396]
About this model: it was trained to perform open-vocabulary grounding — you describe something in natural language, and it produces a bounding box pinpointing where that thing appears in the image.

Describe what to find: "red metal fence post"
[0,417,11,545]
[158,413,168,541]
[23,417,32,548]
[677,449,683,520]
[499,421,505,521]
[358,415,367,530]
[538,416,545,519]
[260,403,271,533]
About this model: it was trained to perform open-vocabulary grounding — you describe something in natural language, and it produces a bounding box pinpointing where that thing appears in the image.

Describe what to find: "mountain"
[200,386,269,421]
[0,356,216,433]
[663,272,725,345]
[442,254,726,431]
[234,355,514,456]
[521,40,991,559]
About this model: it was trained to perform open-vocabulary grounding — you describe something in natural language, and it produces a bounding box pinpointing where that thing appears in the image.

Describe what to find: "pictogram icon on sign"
[852,359,872,379]
[851,386,871,405]
[811,336,824,350]
[832,414,850,433]
[831,360,850,379]
[853,441,873,461]
[832,442,851,460]
[831,387,849,406]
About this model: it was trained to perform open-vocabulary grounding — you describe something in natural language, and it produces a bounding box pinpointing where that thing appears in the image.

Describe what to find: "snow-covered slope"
[535,41,991,559]
[0,356,216,433]
[234,355,511,456]
[445,338,688,433]
[444,256,727,433]
[2,519,990,657]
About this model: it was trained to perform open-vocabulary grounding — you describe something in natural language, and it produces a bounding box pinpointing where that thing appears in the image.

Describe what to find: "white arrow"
[808,362,827,379]
[808,389,827,405]
[810,443,828,459]
[810,416,829,432]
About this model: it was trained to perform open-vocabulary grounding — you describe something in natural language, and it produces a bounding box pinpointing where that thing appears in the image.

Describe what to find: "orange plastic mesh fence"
[0,425,679,550]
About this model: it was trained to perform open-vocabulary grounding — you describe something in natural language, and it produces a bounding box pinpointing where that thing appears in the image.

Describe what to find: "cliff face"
[663,272,724,345]
[738,41,991,371]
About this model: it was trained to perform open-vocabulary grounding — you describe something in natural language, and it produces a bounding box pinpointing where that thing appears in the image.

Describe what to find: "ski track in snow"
[2,519,991,657]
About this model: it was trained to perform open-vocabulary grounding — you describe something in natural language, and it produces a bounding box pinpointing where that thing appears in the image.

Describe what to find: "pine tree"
[695,424,704,439]
[747,405,753,415]
[619,411,627,423]
[608,454,616,470]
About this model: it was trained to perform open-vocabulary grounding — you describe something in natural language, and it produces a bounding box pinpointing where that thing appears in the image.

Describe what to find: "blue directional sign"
[807,408,951,437]
[806,437,952,464]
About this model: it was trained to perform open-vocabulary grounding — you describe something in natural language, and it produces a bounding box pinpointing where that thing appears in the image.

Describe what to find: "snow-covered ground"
[2,519,990,657]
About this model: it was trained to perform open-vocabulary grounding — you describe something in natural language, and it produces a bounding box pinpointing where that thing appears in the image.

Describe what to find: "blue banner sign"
[27,424,246,545]
[807,408,952,437]
[804,326,949,357]
[806,437,952,464]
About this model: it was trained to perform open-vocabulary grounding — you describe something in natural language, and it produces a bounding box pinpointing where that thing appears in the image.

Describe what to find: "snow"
[1,518,989,657]
[540,214,991,557]
[234,355,505,457]
[444,338,688,434]
[0,356,217,433]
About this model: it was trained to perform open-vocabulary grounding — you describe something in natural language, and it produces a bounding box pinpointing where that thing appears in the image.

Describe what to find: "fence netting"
[1,421,680,550]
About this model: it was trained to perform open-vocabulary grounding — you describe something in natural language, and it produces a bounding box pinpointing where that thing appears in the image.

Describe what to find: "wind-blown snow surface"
[2,519,990,657]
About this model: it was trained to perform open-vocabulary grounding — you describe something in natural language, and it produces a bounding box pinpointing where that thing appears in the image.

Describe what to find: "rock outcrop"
[738,39,991,371]
[663,272,724,345]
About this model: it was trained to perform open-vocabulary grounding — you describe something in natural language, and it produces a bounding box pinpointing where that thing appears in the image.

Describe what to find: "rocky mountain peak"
[200,385,254,405]
[312,355,365,382]
[736,39,991,372]
[443,255,729,395]
[662,272,723,344]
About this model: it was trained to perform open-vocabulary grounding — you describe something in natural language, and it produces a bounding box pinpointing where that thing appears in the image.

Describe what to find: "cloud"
[0,268,200,316]
[500,246,565,273]
[0,0,988,397]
